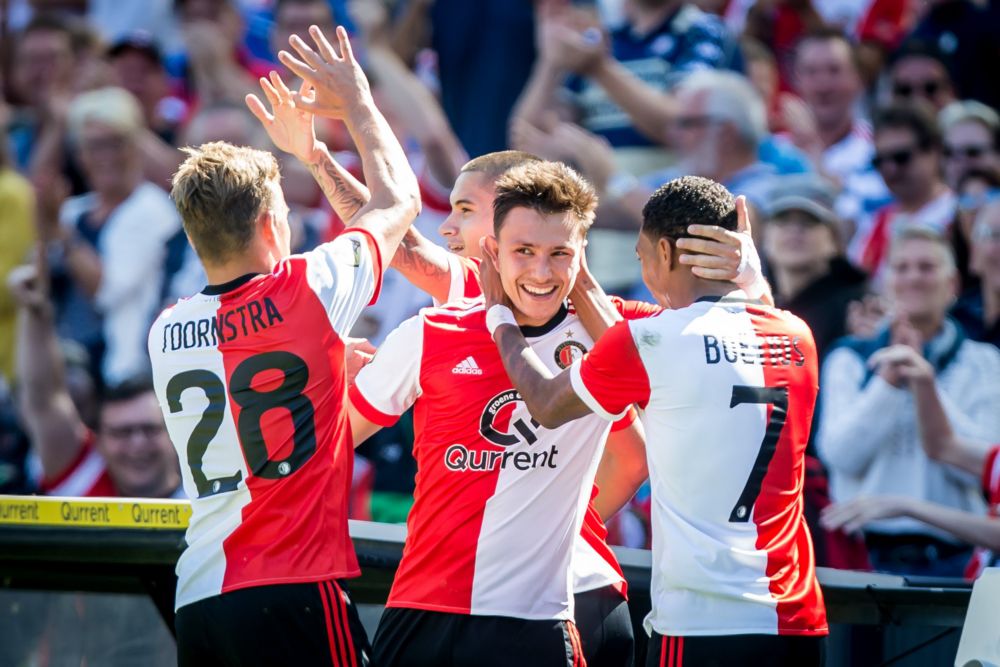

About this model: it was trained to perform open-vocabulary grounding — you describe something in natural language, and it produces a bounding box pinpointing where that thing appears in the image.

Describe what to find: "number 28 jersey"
[148,230,381,610]
[571,293,828,637]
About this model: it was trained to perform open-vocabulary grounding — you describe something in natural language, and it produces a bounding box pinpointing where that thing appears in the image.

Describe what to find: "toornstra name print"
[161,297,284,352]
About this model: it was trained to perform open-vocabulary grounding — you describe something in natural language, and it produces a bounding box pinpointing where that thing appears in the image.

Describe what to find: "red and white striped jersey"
[966,445,1000,579]
[436,254,658,596]
[350,300,639,620]
[148,230,382,610]
[571,292,828,637]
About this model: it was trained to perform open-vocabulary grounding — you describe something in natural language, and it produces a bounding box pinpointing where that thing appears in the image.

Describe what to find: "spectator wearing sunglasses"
[849,104,956,286]
[887,40,957,113]
[939,100,1000,191]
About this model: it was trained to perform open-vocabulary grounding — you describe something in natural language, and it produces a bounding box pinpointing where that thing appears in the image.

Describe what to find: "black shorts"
[574,585,634,667]
[645,632,825,667]
[175,579,371,667]
[372,607,585,667]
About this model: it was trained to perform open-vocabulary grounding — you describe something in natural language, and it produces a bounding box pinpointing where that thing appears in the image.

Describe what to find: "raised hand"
[678,196,751,282]
[278,25,373,120]
[246,72,319,163]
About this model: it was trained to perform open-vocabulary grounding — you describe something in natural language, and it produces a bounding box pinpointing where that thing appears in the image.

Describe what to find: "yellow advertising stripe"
[0,496,191,530]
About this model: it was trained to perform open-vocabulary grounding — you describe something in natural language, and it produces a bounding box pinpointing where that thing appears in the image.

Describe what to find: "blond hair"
[492,161,597,238]
[67,87,144,141]
[889,225,957,274]
[171,142,280,265]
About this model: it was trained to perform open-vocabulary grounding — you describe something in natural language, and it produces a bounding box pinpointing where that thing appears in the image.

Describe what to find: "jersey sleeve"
[348,314,424,427]
[440,254,483,304]
[611,296,663,320]
[302,229,384,336]
[570,320,651,419]
[611,406,639,432]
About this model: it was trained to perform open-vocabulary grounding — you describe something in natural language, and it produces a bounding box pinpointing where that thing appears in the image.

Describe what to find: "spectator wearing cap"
[887,39,957,113]
[49,87,181,385]
[849,103,956,287]
[763,175,868,360]
[939,100,1000,191]
[817,226,1000,576]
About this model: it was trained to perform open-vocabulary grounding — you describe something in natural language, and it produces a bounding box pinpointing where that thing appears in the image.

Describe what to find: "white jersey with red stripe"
[148,230,382,610]
[571,291,828,637]
[350,299,638,620]
[437,254,656,596]
[966,445,1000,579]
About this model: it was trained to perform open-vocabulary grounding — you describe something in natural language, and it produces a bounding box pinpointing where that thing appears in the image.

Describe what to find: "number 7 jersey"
[148,230,381,610]
[571,293,828,637]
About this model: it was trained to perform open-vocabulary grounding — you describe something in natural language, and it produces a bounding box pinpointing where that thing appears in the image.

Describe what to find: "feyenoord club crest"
[554,340,587,369]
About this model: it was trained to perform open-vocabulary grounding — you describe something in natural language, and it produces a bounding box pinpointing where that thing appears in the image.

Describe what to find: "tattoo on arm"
[308,156,368,222]
[390,230,452,301]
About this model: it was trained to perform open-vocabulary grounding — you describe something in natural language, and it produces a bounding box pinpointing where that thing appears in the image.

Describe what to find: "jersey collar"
[518,304,570,338]
[202,272,263,296]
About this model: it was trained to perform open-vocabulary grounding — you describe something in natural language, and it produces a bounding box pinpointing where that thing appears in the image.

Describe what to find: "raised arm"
[280,26,420,263]
[8,261,87,481]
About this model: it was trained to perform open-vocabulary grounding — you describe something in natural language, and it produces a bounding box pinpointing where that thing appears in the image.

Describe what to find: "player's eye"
[515,247,533,255]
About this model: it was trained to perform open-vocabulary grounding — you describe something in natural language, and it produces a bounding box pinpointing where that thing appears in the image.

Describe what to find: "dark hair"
[461,150,541,183]
[889,38,954,73]
[492,161,597,238]
[641,176,737,243]
[873,103,942,151]
[100,375,155,408]
[793,27,860,73]
[957,166,1000,192]
[20,13,73,39]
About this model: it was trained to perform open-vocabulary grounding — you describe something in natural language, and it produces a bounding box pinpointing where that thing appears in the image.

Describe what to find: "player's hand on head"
[246,73,320,163]
[820,496,908,535]
[279,26,373,120]
[679,197,758,284]
[478,237,513,310]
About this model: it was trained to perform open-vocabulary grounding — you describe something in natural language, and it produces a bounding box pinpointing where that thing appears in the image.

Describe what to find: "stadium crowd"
[1,0,1000,664]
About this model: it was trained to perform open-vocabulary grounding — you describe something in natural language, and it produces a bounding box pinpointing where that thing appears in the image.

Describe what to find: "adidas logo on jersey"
[452,356,483,375]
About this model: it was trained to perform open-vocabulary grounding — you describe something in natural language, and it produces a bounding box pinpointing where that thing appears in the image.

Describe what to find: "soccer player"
[148,26,419,666]
[253,65,767,667]
[481,176,829,666]
[820,344,1000,577]
[349,161,652,666]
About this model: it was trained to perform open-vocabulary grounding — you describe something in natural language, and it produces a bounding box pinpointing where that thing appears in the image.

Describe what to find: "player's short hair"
[460,150,541,182]
[492,161,597,239]
[67,87,144,142]
[873,103,942,151]
[642,176,737,244]
[889,225,956,274]
[171,141,280,265]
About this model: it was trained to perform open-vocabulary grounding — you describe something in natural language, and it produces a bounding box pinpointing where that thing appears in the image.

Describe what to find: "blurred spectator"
[269,0,337,64]
[0,136,36,382]
[952,200,1000,348]
[6,14,76,171]
[167,0,272,108]
[849,103,955,286]
[938,100,1000,191]
[950,166,1000,293]
[886,39,957,113]
[763,174,867,359]
[108,31,188,145]
[787,27,889,224]
[9,262,181,498]
[51,87,180,384]
[822,338,1000,579]
[817,227,1000,576]
[743,0,826,91]
[85,0,177,45]
[907,0,1000,113]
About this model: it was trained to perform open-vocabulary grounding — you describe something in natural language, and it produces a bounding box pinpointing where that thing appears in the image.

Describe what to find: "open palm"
[246,71,318,163]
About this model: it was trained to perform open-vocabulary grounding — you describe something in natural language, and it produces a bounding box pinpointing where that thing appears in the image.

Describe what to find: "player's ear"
[259,209,277,243]
[483,235,500,269]
[657,237,673,271]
